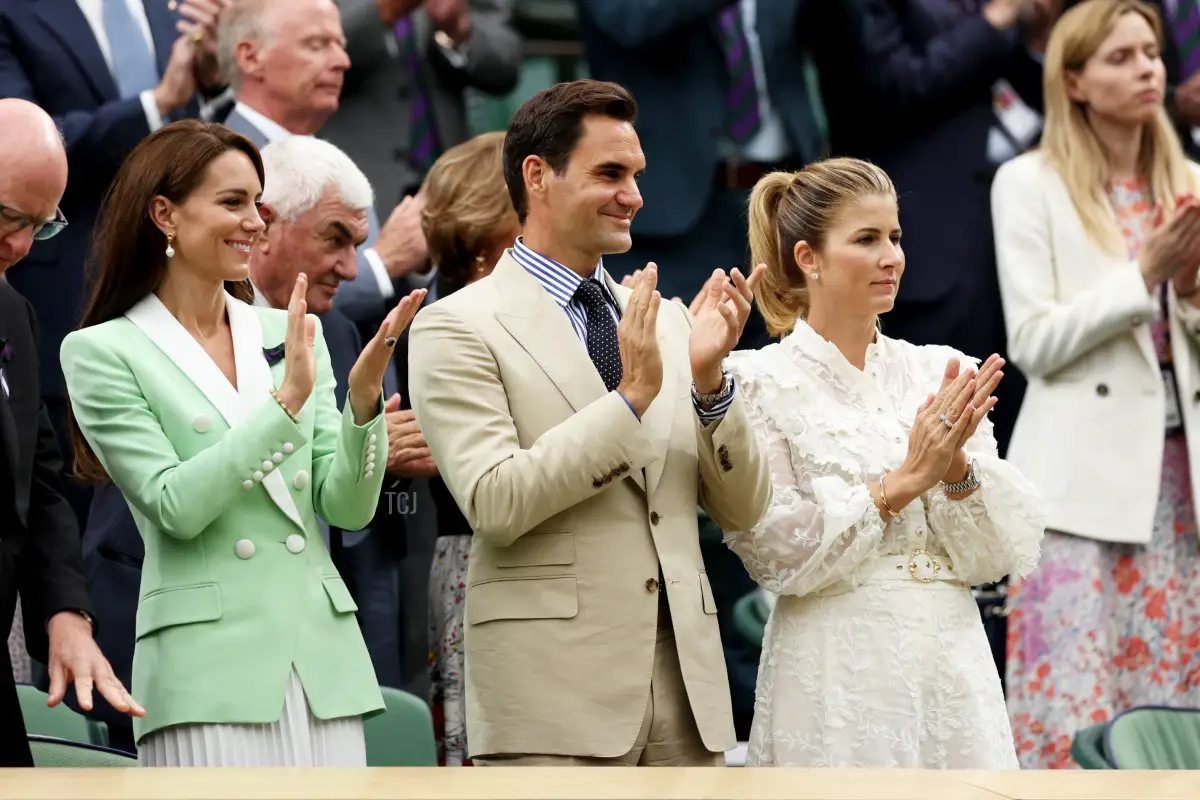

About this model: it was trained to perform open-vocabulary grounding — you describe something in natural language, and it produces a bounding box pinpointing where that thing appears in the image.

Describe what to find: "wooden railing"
[3,767,1200,800]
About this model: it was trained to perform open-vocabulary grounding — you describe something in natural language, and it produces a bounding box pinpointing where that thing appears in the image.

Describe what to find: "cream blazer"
[407,253,772,760]
[992,151,1200,545]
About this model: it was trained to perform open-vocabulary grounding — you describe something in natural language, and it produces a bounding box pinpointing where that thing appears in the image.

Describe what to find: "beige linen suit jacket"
[408,252,772,759]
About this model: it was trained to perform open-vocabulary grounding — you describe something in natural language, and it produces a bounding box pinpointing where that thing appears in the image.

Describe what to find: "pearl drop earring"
[165,232,176,258]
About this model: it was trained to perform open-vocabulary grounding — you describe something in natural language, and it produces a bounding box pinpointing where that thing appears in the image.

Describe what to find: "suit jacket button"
[253,470,265,482]
[262,460,274,472]
[1096,383,1109,397]
[293,470,310,490]
[285,534,306,554]
[283,442,295,454]
[272,452,284,463]
[235,539,256,559]
[645,578,659,593]
[242,479,254,490]
[193,414,212,433]
[650,511,660,525]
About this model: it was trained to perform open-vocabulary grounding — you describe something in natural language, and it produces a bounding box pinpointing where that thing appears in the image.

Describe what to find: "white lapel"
[125,292,306,532]
[224,295,307,532]
[125,293,244,428]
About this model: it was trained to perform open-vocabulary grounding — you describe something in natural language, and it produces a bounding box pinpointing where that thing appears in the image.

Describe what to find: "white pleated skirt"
[137,668,366,767]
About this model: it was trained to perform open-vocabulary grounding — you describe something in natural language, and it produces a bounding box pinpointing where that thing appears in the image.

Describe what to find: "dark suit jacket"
[0,280,92,765]
[322,0,522,214]
[820,0,1044,307]
[0,0,200,397]
[576,0,827,239]
[71,305,373,749]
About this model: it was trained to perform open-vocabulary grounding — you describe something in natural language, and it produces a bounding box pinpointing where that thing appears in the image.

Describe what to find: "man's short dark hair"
[503,80,638,225]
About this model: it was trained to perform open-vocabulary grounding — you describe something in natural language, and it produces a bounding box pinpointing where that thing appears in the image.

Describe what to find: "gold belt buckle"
[907,549,940,583]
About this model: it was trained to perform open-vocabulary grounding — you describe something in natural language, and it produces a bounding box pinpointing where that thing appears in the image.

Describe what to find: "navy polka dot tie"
[574,279,623,392]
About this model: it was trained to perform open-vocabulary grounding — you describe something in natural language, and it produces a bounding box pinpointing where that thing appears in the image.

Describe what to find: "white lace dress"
[723,322,1045,769]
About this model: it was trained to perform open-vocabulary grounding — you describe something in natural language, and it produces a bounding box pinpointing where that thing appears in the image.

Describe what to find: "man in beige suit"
[408,80,772,766]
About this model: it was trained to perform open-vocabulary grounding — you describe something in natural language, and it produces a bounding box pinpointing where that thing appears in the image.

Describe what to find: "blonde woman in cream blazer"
[991,0,1200,769]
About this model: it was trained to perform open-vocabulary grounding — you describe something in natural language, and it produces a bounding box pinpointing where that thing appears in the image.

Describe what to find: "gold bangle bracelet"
[271,388,300,424]
[879,474,899,517]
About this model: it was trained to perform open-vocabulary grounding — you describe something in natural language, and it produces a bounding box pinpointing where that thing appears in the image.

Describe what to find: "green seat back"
[16,683,109,747]
[1106,706,1200,769]
[363,686,438,766]
[732,590,767,650]
[28,736,136,767]
[1072,722,1112,769]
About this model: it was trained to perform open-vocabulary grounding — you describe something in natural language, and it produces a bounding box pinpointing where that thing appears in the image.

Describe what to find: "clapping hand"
[347,288,427,424]
[688,264,766,392]
[935,355,1004,483]
[384,393,438,478]
[276,274,319,416]
[616,264,664,417]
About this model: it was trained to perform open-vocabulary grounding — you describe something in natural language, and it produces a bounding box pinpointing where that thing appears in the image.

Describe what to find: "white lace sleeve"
[926,412,1046,585]
[721,358,887,598]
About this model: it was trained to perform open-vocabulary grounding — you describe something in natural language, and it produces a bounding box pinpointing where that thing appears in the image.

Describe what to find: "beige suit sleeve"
[409,303,660,546]
[674,300,772,532]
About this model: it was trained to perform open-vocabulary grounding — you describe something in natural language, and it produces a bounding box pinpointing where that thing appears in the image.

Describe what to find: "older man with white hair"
[76,135,423,753]
[216,0,430,329]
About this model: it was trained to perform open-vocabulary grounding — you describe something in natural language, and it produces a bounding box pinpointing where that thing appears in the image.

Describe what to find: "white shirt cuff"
[140,90,164,132]
[363,247,396,299]
[435,29,470,68]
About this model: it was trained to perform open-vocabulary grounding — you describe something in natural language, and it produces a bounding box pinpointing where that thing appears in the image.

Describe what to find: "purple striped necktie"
[1171,0,1200,80]
[715,4,762,145]
[394,15,439,173]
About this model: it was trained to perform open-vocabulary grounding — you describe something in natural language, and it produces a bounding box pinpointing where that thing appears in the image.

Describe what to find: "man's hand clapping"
[688,264,765,392]
[384,393,438,478]
[374,195,430,280]
[615,265,664,418]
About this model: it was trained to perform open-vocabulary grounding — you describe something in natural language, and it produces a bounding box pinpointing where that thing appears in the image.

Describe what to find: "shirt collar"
[233,101,292,144]
[510,236,608,310]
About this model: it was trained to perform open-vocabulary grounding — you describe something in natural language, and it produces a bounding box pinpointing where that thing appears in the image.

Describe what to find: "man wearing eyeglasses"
[0,99,140,767]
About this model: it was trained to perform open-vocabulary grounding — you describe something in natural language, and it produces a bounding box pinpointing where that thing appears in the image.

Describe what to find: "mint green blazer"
[60,292,388,744]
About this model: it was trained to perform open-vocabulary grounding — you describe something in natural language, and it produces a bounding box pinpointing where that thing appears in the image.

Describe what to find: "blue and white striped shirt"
[511,237,734,423]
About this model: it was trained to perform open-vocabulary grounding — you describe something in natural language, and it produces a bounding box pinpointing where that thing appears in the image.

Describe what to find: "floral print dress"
[1005,179,1200,768]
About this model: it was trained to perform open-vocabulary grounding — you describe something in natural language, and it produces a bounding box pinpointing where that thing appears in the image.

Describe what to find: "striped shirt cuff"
[693,377,736,424]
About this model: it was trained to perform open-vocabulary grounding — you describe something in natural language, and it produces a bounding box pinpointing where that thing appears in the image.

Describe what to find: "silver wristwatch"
[694,371,733,407]
[941,458,980,494]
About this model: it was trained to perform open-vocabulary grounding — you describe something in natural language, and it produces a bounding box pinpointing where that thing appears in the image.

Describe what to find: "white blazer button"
[369,433,378,444]
[254,470,264,482]
[365,469,375,479]
[235,539,256,559]
[193,414,212,433]
[242,479,254,490]
[293,470,310,490]
[272,452,283,463]
[262,460,274,472]
[285,534,306,554]
[283,442,295,454]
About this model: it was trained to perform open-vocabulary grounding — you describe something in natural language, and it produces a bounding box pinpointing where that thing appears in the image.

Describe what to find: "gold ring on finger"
[191,29,204,43]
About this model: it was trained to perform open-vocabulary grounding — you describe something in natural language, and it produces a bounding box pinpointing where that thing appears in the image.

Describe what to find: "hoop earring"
[165,232,176,259]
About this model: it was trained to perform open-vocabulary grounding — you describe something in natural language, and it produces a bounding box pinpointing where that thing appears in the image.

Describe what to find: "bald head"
[0,99,67,274]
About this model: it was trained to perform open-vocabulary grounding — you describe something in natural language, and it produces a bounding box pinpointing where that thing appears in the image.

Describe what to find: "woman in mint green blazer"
[59,121,425,767]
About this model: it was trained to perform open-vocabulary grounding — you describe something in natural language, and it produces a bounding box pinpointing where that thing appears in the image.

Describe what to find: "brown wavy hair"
[420,131,518,296]
[70,119,263,484]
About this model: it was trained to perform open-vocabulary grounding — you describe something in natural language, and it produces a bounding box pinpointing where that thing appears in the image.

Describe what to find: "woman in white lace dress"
[723,158,1046,769]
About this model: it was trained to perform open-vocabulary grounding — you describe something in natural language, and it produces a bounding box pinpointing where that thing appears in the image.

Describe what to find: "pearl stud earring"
[810,272,819,281]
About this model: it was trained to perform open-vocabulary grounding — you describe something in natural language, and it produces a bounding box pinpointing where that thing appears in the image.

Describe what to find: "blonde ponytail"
[749,172,807,336]
[747,158,896,336]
